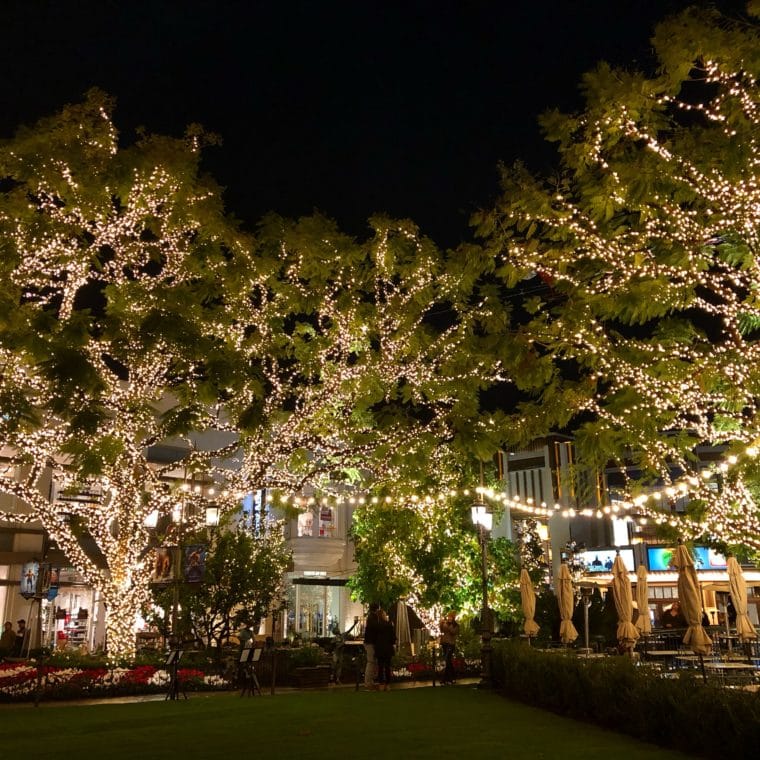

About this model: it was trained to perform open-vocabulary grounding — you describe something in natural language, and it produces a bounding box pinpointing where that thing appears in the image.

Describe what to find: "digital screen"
[646,546,727,571]
[577,548,635,573]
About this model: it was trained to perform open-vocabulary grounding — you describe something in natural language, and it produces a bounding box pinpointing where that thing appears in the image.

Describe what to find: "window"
[296,506,336,538]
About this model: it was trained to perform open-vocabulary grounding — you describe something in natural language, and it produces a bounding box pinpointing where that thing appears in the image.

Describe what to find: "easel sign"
[239,647,262,663]
[165,649,184,666]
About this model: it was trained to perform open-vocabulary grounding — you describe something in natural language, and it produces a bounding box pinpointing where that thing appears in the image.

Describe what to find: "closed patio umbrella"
[395,599,412,654]
[557,563,578,645]
[727,556,758,643]
[634,565,651,635]
[672,543,712,656]
[520,569,540,638]
[611,554,639,652]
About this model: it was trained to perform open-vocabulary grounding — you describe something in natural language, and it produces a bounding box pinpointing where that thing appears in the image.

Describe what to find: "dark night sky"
[0,0,749,247]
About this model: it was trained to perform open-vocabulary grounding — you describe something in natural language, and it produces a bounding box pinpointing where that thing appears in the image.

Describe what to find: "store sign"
[20,560,39,598]
[58,567,86,585]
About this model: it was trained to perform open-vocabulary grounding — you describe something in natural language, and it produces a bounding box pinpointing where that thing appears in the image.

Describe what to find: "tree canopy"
[475,5,760,551]
[0,91,509,658]
[349,496,522,628]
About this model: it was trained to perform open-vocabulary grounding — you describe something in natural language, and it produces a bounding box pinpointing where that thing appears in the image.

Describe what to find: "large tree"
[0,93,508,659]
[349,494,522,628]
[0,91,251,659]
[152,519,291,651]
[476,4,760,550]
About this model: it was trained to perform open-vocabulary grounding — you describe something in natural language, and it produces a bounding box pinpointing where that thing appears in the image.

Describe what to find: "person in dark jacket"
[662,601,687,629]
[440,611,459,684]
[374,609,396,691]
[363,602,380,690]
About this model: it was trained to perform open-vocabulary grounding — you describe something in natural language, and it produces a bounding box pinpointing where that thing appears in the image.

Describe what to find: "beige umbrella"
[395,600,413,655]
[557,563,578,645]
[520,569,540,638]
[727,556,758,643]
[671,544,712,656]
[611,554,639,651]
[634,565,651,635]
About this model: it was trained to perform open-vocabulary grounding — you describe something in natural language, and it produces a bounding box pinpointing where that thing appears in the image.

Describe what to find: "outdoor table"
[703,661,757,671]
[642,650,682,668]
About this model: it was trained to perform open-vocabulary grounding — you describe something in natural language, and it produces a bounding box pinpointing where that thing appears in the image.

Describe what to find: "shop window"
[318,506,335,537]
[297,511,314,537]
[296,507,336,538]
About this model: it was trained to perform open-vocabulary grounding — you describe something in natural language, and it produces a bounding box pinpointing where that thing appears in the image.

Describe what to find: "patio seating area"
[635,628,760,686]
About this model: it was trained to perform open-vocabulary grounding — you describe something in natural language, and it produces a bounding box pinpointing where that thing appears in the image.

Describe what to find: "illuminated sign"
[578,548,635,573]
[646,546,727,571]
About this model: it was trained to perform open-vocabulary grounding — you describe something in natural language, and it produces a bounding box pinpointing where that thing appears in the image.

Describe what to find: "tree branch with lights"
[476,4,760,552]
[0,92,509,660]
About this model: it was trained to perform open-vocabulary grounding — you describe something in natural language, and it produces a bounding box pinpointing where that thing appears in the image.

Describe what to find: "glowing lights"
[482,10,760,552]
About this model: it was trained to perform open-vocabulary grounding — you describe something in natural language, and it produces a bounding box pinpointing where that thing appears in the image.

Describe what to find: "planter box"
[294,665,332,688]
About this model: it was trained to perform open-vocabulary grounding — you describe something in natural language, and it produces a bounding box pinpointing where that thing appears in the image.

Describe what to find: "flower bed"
[0,661,230,702]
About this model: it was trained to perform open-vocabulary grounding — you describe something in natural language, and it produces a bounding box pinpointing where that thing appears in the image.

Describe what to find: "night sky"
[0,0,749,247]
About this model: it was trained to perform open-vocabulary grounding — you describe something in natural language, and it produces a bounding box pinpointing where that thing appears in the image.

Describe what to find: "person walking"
[374,609,396,691]
[363,602,380,690]
[440,611,460,685]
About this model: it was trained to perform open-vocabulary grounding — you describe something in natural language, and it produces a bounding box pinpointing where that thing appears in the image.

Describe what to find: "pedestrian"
[363,602,380,690]
[15,619,28,657]
[662,601,687,629]
[440,611,459,685]
[374,609,395,691]
[0,621,16,657]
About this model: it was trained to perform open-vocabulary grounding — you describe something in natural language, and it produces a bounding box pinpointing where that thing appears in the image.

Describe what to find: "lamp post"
[471,501,493,688]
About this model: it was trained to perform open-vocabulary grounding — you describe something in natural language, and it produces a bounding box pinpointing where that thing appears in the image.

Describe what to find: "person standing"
[363,602,380,690]
[374,609,396,691]
[0,621,16,657]
[440,611,460,685]
[662,601,687,629]
[15,619,28,657]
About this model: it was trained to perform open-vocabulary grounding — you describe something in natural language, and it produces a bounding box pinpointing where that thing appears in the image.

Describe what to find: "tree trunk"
[102,585,143,662]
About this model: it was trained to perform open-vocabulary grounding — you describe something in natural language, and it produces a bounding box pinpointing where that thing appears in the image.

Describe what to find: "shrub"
[492,640,760,758]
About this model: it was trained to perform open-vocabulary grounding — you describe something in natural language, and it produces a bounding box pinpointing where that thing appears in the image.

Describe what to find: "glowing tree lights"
[0,93,507,658]
[0,91,253,659]
[475,5,760,551]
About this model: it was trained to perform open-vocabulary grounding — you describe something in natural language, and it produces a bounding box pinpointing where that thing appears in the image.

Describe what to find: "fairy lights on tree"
[0,92,507,659]
[475,5,760,552]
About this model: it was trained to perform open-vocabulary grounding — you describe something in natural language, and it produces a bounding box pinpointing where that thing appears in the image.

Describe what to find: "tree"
[476,5,760,551]
[0,93,509,660]
[228,213,511,494]
[349,494,522,629]
[155,520,291,651]
[0,91,250,659]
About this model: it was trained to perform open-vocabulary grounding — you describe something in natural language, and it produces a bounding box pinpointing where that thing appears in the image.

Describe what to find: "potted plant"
[289,645,331,688]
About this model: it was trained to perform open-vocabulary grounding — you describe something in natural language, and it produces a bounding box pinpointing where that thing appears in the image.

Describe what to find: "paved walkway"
[3,676,478,708]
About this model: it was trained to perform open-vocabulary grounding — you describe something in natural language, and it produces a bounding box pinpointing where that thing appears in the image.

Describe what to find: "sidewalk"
[2,676,479,708]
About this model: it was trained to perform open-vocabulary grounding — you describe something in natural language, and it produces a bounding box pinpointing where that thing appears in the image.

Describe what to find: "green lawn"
[0,687,695,759]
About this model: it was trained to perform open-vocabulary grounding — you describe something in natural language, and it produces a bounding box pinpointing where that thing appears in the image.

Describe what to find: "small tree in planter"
[288,644,331,687]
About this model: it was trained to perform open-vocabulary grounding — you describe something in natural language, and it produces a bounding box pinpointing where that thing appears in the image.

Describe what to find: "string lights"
[1,94,506,659]
[480,9,760,553]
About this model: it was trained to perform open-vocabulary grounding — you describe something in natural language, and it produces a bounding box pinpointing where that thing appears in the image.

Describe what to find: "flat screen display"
[646,546,727,571]
[578,548,635,573]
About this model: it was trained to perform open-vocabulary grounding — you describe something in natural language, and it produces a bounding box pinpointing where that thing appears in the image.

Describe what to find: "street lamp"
[471,501,493,688]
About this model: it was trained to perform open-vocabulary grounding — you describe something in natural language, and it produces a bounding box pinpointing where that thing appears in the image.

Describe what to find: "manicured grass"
[0,687,693,759]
